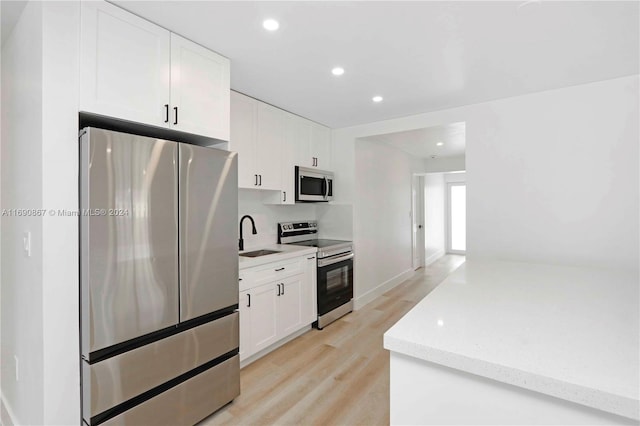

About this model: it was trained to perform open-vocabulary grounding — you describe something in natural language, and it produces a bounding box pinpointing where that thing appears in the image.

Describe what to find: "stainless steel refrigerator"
[80,127,239,426]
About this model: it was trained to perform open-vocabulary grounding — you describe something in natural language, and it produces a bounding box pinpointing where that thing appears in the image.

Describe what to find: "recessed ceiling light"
[372,96,383,103]
[262,19,280,31]
[331,67,345,76]
[436,142,444,146]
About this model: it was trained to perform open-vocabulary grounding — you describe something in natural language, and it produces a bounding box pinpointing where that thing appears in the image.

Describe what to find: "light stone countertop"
[239,244,317,270]
[384,260,640,420]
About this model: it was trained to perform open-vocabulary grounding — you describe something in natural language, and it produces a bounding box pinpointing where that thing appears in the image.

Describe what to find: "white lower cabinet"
[239,254,317,364]
[277,275,304,337]
[246,283,279,354]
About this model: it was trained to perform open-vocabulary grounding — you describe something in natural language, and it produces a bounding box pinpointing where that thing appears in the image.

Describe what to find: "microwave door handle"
[324,177,329,199]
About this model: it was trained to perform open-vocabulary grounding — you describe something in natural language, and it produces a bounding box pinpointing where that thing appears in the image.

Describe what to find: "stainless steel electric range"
[278,221,354,329]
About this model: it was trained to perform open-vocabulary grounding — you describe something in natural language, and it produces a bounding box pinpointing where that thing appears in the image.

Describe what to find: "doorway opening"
[447,182,466,254]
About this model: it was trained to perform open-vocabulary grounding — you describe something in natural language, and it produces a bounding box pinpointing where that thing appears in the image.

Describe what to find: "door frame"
[446,181,466,255]
[411,175,425,269]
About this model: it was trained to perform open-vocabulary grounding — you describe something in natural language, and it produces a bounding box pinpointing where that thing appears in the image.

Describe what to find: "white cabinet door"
[303,255,318,324]
[238,289,252,361]
[255,103,283,190]
[230,91,258,188]
[80,1,170,126]
[277,275,304,337]
[293,117,313,168]
[170,33,229,140]
[280,112,296,204]
[250,283,279,354]
[310,123,331,170]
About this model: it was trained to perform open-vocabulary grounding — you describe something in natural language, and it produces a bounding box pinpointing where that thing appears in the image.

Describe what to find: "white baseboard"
[1,392,17,426]
[424,250,445,267]
[354,268,415,310]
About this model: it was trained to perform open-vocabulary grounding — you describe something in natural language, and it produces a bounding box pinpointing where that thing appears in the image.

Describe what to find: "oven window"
[326,264,350,292]
[300,176,325,196]
[318,257,353,316]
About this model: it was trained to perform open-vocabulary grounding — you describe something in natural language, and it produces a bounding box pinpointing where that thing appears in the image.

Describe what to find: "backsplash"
[238,189,317,250]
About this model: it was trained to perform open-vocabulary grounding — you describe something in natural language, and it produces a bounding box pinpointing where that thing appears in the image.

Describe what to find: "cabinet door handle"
[277,284,281,296]
[275,267,285,272]
[281,283,285,295]
[173,106,178,125]
[283,191,286,202]
[164,104,169,123]
[307,256,316,260]
[259,175,262,186]
[255,174,258,186]
[247,293,251,307]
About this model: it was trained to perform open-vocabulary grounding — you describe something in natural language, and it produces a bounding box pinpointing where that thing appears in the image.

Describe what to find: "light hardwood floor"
[201,255,466,426]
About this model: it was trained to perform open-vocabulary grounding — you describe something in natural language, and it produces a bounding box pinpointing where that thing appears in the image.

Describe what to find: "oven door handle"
[318,252,354,267]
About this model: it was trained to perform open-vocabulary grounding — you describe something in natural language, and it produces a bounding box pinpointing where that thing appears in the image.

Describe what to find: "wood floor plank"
[199,255,465,426]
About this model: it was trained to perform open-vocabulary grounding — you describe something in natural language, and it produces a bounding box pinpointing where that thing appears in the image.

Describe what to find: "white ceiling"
[113,1,639,129]
[3,1,637,129]
[364,122,466,159]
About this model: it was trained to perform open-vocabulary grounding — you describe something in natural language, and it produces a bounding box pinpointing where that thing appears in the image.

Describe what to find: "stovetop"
[287,239,352,249]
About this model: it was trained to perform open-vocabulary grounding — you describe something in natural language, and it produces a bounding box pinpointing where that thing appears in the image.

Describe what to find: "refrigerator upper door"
[81,128,179,356]
[179,145,238,321]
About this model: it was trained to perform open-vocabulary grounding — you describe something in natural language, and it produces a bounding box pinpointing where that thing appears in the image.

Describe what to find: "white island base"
[385,260,639,425]
[391,352,637,425]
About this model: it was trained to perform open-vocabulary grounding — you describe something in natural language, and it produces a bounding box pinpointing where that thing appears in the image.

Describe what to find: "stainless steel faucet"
[239,215,257,251]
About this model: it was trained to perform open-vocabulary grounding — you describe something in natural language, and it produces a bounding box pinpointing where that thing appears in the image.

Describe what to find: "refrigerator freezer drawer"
[83,312,239,420]
[101,354,240,426]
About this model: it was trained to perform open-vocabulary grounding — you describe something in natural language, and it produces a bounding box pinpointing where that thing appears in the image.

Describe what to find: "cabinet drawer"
[102,355,239,426]
[251,257,303,286]
[83,313,239,419]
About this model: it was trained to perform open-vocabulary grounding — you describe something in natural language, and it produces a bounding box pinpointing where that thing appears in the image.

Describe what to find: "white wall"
[1,2,80,425]
[466,77,638,269]
[40,3,80,424]
[424,155,465,173]
[1,2,45,424]
[352,137,425,307]
[333,75,639,273]
[424,173,445,265]
[238,189,318,249]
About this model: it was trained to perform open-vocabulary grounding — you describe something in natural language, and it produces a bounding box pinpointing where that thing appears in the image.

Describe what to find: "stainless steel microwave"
[295,166,333,202]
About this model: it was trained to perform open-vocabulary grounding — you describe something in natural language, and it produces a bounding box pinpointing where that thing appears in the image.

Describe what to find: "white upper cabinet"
[294,119,331,170]
[170,33,230,141]
[230,91,283,190]
[255,103,284,190]
[230,91,258,188]
[310,123,331,170]
[80,1,170,126]
[80,1,230,141]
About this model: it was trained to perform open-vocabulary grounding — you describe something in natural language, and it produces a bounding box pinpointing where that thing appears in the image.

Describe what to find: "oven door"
[295,166,333,202]
[317,252,354,316]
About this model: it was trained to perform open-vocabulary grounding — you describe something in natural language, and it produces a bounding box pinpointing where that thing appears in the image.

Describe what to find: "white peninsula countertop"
[384,260,639,422]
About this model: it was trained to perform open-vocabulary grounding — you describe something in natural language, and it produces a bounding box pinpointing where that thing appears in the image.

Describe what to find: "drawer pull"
[275,267,285,272]
[307,256,316,260]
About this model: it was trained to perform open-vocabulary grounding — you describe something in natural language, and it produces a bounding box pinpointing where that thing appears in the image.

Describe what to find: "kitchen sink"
[239,249,281,258]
